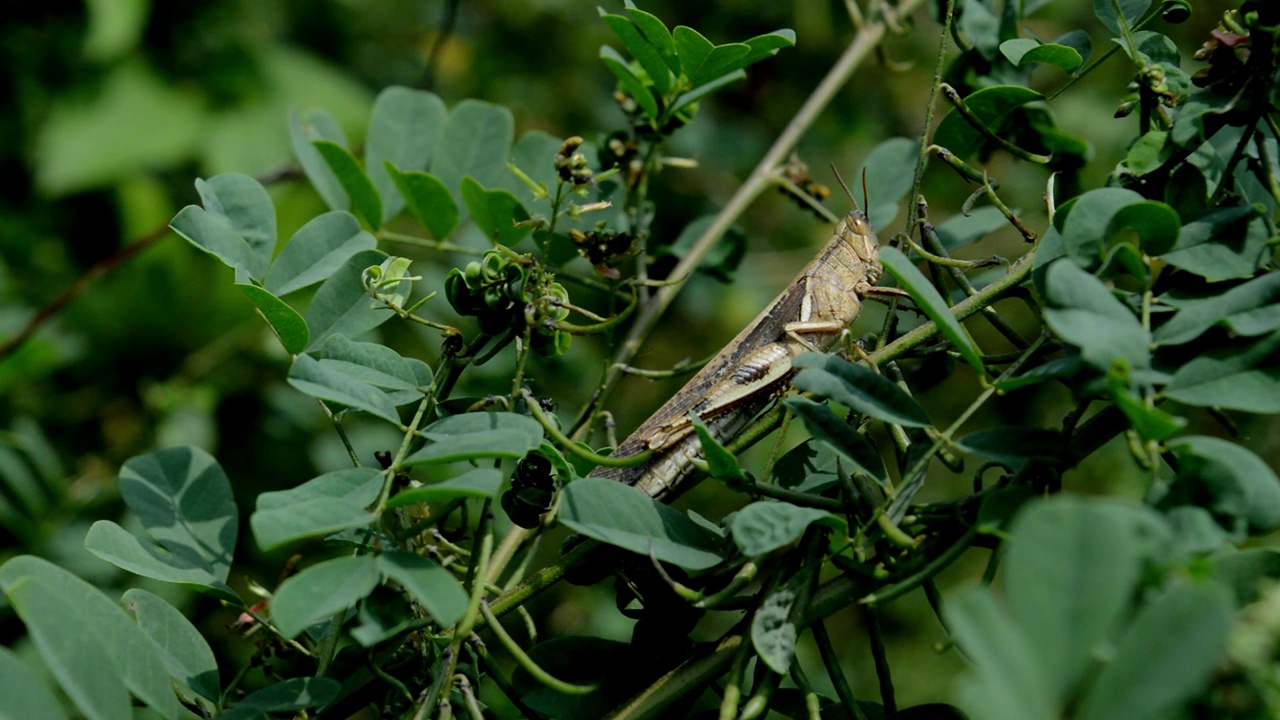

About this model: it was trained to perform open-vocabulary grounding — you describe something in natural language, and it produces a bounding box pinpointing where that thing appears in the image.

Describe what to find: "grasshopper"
[589,203,883,499]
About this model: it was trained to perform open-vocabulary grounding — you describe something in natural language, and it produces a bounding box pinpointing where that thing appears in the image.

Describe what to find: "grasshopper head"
[839,209,883,284]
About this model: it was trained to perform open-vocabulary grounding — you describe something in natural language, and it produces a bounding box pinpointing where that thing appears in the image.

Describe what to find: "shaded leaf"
[933,85,1044,159]
[1165,436,1280,534]
[1000,39,1083,72]
[1042,260,1150,371]
[770,440,841,494]
[859,138,919,228]
[752,579,799,674]
[1165,331,1280,413]
[955,427,1066,466]
[689,43,751,89]
[433,99,514,196]
[169,205,262,280]
[1155,272,1280,346]
[1162,205,1268,281]
[672,26,714,85]
[946,587,1055,720]
[1094,0,1152,35]
[195,173,275,277]
[218,678,339,720]
[599,47,659,119]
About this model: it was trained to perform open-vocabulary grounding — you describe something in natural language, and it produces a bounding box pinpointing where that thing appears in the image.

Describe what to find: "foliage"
[3,0,1280,719]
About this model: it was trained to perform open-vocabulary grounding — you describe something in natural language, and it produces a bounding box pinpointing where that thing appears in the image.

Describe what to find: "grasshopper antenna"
[829,164,861,211]
[860,167,869,213]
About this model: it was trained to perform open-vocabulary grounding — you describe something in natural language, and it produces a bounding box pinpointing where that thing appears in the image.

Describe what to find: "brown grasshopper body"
[590,210,882,499]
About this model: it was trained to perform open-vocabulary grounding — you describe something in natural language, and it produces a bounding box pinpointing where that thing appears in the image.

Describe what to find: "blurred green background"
[0,0,1250,712]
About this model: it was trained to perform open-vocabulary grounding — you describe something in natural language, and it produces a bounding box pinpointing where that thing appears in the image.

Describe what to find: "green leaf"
[878,246,985,374]
[263,211,377,297]
[433,99,515,197]
[1078,580,1231,720]
[122,588,220,703]
[658,216,747,282]
[289,109,350,211]
[601,12,672,95]
[1127,130,1171,176]
[84,521,239,604]
[377,551,468,627]
[1042,260,1150,371]
[751,578,800,674]
[739,29,796,66]
[1004,498,1146,702]
[1164,331,1280,413]
[669,69,747,116]
[859,138,919,228]
[170,205,263,280]
[287,354,401,425]
[404,412,543,465]
[304,248,392,350]
[117,446,237,581]
[1162,205,1268,281]
[365,87,447,222]
[625,6,680,76]
[599,47,660,120]
[1165,436,1280,534]
[689,43,751,89]
[235,283,309,354]
[954,427,1066,466]
[1093,0,1152,35]
[792,353,931,427]
[946,587,1055,720]
[672,26,714,86]
[313,141,383,231]
[1108,200,1181,257]
[0,645,68,720]
[932,85,1044,159]
[691,415,748,486]
[559,478,725,570]
[419,411,544,446]
[251,467,382,551]
[1054,188,1145,267]
[731,502,838,557]
[271,555,379,638]
[386,468,505,507]
[314,334,430,404]
[783,397,886,483]
[459,176,531,246]
[218,678,340,720]
[0,556,187,720]
[1000,39,1083,72]
[195,173,276,277]
[1155,272,1280,346]
[386,165,458,240]
[512,637,631,720]
[1108,378,1186,441]
[82,0,147,60]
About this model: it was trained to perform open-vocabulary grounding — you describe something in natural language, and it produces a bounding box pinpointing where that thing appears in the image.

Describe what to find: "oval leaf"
[263,211,377,297]
[459,176,531,246]
[251,467,383,551]
[386,468,505,506]
[271,555,379,638]
[932,85,1045,159]
[84,520,239,604]
[432,99,514,197]
[386,165,458,240]
[289,108,350,211]
[377,551,467,627]
[304,248,393,350]
[559,478,724,570]
[782,397,886,483]
[1042,260,1150,371]
[0,645,69,720]
[287,354,401,425]
[195,173,276,277]
[122,588,220,703]
[731,501,837,557]
[751,581,799,674]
